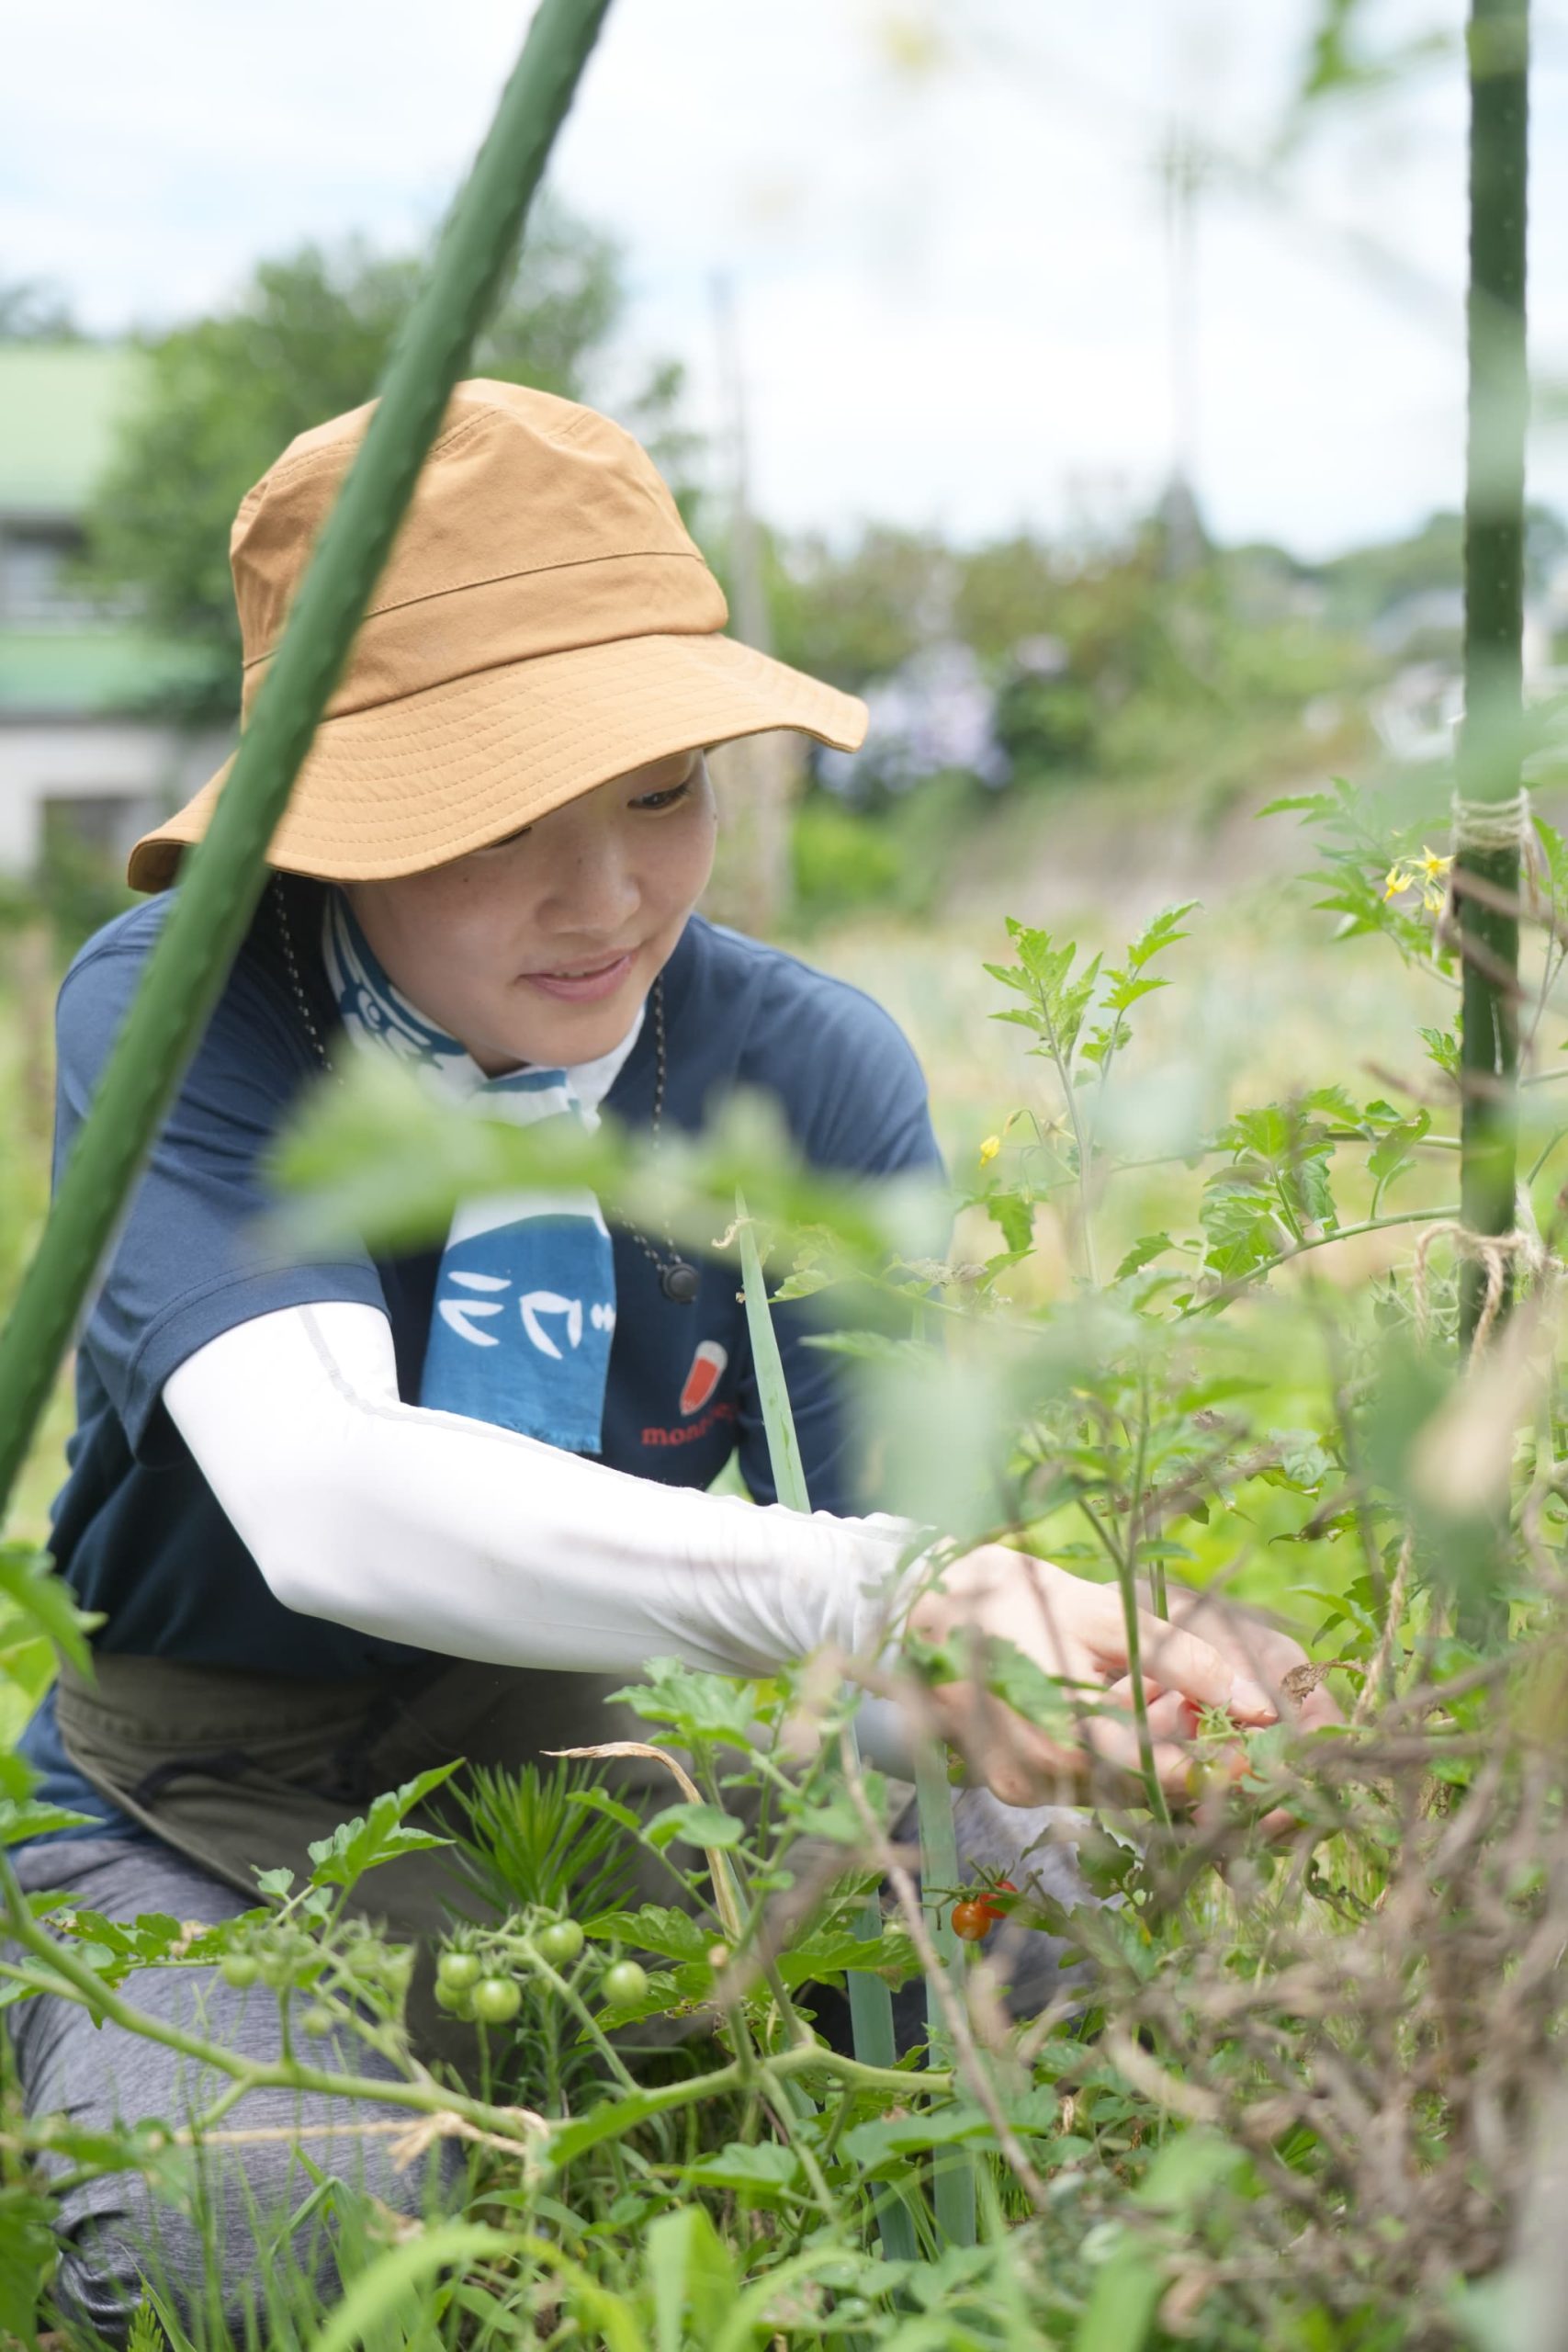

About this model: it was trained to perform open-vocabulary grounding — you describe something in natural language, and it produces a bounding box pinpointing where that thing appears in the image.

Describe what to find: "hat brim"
[128,632,867,891]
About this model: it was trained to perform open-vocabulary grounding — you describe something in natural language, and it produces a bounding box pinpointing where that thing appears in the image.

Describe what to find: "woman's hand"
[907,1544,1279,1810]
[1112,1583,1343,1835]
[1123,1582,1343,1738]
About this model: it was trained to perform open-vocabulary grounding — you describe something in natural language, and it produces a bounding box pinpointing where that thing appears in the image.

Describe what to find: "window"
[2,525,92,623]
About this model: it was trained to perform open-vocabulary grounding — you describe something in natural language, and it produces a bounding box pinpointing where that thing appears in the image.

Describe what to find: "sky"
[2,0,1565,559]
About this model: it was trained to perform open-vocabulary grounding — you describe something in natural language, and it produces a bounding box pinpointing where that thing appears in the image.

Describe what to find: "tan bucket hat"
[128,379,867,891]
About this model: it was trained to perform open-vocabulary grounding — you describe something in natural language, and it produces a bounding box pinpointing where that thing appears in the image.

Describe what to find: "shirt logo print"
[680,1340,728,1418]
[438,1270,615,1359]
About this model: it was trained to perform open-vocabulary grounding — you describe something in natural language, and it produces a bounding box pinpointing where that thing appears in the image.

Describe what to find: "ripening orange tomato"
[952,1881,1017,1941]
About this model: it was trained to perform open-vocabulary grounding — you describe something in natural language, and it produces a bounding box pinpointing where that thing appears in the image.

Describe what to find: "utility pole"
[701,275,802,937]
[1156,118,1208,576]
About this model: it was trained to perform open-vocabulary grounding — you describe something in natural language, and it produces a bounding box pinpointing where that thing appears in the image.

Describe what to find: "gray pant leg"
[946,1788,1098,2011]
[9,1837,457,2346]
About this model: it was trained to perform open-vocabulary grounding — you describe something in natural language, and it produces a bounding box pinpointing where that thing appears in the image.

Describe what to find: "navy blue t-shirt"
[23,883,945,1836]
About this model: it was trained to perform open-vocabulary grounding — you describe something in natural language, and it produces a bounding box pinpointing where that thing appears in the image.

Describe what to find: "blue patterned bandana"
[321,891,642,1453]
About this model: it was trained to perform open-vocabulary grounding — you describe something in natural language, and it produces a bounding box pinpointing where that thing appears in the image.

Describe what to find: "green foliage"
[775,507,1384,848]
[0,1542,98,1678]
[612,1657,765,1748]
[7,673,1568,2346]
[791,773,991,932]
[450,1757,637,1925]
[1081,904,1196,1072]
[124,2303,166,2352]
[7,842,1560,2347]
[303,1762,460,1894]
[0,1545,101,1844]
[1262,775,1452,962]
[791,795,906,921]
[1291,0,1455,119]
[771,524,953,693]
[986,902,1193,1114]
[0,2183,55,2346]
[987,921,1103,1075]
[0,820,138,957]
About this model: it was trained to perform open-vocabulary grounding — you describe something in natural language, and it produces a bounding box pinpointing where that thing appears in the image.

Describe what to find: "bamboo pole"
[1456,0,1529,1351]
[0,0,615,1515]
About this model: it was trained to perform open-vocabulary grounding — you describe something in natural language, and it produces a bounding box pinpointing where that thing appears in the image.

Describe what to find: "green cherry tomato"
[536,1919,584,1968]
[471,1975,523,2026]
[434,1979,476,2018]
[302,2004,333,2038]
[437,1950,482,1993]
[220,1952,260,1990]
[602,1960,649,2009]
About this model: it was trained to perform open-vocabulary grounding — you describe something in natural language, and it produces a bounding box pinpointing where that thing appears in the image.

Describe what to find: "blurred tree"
[770,525,953,692]
[1314,503,1567,632]
[1314,510,1463,630]
[0,276,82,341]
[952,535,1059,665]
[85,202,684,718]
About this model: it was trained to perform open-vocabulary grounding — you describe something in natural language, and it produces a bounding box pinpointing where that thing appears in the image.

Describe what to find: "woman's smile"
[517,946,638,1002]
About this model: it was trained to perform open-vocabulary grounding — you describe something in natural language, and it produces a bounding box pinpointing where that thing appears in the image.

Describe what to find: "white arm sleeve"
[162,1301,921,1681]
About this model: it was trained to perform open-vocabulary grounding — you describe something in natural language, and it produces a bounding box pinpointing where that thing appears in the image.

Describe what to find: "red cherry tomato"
[953,1881,1018,1941]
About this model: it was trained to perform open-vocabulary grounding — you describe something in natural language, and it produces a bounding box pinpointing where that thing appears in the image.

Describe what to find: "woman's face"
[345,748,717,1073]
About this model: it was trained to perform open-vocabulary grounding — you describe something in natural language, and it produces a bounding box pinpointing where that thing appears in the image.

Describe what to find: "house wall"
[0,720,231,870]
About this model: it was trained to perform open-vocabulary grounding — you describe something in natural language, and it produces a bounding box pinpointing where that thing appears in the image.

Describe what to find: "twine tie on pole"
[1451,786,1531,854]
[1350,1201,1562,1726]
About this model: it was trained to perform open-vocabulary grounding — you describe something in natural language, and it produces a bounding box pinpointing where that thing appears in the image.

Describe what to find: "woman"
[11,381,1298,2336]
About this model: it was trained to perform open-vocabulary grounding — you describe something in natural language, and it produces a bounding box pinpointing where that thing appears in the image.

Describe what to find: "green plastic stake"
[735,1193,921,2264]
[0,0,615,1516]
[913,1741,976,2247]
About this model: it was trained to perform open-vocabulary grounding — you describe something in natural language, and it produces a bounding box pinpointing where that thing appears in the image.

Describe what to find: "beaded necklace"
[271,876,700,1303]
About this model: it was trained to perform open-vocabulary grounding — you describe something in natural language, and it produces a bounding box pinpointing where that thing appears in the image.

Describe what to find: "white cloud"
[2,0,1563,552]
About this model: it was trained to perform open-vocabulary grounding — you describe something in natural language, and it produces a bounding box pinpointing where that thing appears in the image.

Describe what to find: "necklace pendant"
[660,1261,701,1305]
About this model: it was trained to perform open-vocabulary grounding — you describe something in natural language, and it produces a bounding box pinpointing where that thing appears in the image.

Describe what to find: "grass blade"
[305,2222,515,2352]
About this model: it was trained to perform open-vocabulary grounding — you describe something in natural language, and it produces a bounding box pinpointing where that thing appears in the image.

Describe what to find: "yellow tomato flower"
[979,1134,1001,1166]
[1385,849,1450,913]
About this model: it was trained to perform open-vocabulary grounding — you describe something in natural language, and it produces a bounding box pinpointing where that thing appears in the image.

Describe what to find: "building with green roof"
[0,344,228,873]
